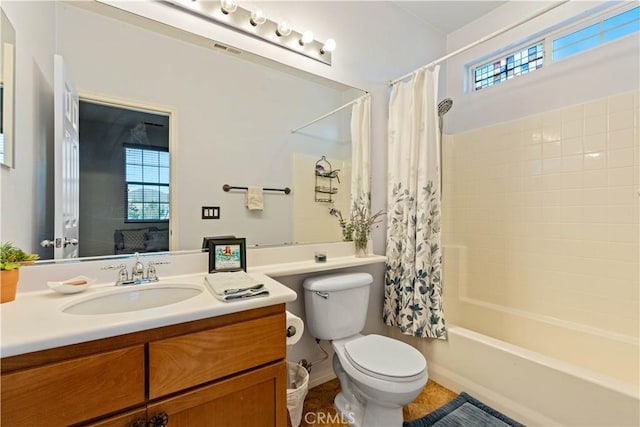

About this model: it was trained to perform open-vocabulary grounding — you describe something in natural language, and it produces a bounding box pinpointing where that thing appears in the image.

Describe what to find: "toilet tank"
[303,273,373,340]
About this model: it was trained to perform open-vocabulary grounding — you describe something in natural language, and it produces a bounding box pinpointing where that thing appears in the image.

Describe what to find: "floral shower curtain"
[383,67,446,339]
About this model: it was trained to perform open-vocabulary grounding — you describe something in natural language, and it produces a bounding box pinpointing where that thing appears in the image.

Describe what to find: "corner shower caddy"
[315,156,339,203]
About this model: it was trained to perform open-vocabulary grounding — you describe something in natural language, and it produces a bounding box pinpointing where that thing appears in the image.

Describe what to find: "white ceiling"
[391,1,507,35]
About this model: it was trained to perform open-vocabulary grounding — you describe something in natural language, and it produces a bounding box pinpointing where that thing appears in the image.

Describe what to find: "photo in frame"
[207,238,246,273]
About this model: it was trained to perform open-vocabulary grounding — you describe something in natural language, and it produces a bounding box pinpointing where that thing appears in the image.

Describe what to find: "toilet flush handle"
[315,291,329,299]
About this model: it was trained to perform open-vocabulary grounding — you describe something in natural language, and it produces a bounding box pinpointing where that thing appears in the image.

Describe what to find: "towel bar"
[222,184,291,195]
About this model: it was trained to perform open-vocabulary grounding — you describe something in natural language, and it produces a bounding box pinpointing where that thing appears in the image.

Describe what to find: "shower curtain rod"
[389,0,570,86]
[290,93,370,134]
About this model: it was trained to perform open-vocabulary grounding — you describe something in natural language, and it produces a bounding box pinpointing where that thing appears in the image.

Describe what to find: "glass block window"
[553,6,639,60]
[125,145,170,222]
[472,41,544,91]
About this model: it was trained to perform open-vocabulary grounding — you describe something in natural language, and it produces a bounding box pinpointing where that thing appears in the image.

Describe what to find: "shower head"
[438,98,453,117]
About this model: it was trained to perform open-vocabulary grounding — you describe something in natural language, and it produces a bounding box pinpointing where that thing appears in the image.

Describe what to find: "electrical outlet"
[202,206,220,219]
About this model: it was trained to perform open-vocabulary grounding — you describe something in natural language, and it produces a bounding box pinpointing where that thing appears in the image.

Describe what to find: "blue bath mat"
[403,392,525,427]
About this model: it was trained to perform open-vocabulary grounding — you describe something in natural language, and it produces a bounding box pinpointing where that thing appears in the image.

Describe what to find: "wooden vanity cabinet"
[148,361,287,427]
[0,305,288,427]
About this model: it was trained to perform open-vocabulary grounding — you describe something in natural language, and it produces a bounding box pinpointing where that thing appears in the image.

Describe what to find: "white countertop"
[1,252,387,358]
[248,254,387,277]
[0,272,296,358]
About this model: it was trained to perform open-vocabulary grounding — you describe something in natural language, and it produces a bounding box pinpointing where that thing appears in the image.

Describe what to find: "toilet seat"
[343,334,426,382]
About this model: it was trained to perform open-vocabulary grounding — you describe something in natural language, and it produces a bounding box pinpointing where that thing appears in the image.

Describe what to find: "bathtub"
[391,325,640,426]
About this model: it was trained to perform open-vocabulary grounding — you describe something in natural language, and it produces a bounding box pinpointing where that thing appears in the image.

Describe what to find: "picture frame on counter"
[207,238,246,273]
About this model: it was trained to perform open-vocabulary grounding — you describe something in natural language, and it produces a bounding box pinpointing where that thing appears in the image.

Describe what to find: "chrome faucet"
[102,253,170,286]
[131,253,145,281]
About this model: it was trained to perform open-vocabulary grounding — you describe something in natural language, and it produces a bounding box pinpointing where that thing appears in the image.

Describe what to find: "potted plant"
[1,242,39,303]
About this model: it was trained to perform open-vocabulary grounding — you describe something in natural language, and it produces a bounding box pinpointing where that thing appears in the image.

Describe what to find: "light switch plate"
[202,206,220,219]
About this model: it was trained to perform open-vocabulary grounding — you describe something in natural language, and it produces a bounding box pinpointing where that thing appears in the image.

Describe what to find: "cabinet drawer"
[147,360,287,427]
[0,346,145,426]
[149,312,285,398]
[83,407,147,427]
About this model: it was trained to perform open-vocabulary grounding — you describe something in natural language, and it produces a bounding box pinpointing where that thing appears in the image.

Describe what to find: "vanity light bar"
[162,0,334,66]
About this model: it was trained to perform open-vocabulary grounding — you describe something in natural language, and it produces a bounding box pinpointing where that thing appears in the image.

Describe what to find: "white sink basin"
[62,283,203,315]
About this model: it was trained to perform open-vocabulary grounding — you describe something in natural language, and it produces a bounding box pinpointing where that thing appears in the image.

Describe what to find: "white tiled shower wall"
[442,90,639,382]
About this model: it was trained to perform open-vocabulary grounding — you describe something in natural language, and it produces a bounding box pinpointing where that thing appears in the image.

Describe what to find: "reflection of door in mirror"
[0,8,16,168]
[52,55,80,259]
[78,100,170,258]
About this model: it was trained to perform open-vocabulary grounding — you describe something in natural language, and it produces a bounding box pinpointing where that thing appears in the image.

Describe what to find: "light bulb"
[321,38,336,54]
[250,9,267,26]
[276,21,292,37]
[299,30,314,46]
[220,0,238,15]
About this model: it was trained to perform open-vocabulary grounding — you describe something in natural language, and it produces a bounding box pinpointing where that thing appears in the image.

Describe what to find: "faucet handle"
[147,261,169,281]
[102,264,128,282]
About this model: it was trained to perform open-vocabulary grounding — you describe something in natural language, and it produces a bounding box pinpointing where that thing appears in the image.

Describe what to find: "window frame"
[468,39,545,92]
[467,2,638,93]
[546,3,639,63]
[124,143,170,224]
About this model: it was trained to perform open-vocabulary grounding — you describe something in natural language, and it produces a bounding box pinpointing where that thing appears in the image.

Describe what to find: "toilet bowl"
[332,334,427,427]
[303,273,428,427]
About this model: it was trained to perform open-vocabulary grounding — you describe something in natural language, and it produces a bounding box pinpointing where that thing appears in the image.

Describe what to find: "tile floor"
[298,378,457,426]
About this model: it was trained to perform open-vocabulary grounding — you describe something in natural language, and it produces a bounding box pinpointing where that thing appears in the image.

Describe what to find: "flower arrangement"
[330,206,385,256]
[329,208,354,241]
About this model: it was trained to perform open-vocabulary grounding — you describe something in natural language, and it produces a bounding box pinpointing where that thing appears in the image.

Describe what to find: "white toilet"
[303,273,428,427]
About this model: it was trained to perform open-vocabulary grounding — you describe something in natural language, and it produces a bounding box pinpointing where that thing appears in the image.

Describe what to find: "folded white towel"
[213,288,269,302]
[205,271,264,296]
[246,186,264,211]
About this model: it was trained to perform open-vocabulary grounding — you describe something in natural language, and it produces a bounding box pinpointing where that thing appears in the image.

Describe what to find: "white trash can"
[286,362,309,427]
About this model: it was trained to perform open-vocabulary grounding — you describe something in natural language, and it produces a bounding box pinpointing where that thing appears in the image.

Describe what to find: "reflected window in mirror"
[125,145,170,222]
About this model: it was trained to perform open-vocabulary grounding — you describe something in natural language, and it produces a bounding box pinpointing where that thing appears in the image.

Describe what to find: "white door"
[53,55,79,259]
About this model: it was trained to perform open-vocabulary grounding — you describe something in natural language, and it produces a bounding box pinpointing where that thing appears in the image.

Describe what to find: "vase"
[353,228,369,257]
[354,239,368,257]
[1,269,19,303]
[342,226,353,242]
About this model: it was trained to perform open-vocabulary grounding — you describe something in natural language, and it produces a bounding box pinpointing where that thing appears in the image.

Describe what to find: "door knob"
[64,238,78,247]
[40,238,78,248]
[40,239,56,248]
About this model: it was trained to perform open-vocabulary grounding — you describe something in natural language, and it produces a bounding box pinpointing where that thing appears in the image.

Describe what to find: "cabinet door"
[1,346,145,426]
[82,407,147,427]
[149,312,285,398]
[147,360,288,427]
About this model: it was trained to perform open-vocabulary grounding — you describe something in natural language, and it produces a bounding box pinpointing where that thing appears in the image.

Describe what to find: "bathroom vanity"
[0,248,386,426]
[0,274,295,426]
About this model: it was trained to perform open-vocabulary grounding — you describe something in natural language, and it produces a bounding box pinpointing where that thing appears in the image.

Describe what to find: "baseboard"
[308,370,337,389]
[427,362,561,427]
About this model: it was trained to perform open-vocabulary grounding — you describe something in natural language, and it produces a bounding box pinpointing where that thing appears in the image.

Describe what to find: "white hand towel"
[246,186,264,211]
[205,271,264,296]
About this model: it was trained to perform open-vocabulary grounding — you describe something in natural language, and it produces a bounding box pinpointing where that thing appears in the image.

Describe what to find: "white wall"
[0,1,55,257]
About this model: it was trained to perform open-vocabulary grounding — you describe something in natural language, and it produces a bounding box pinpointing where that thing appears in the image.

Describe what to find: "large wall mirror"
[2,1,368,261]
[0,8,15,167]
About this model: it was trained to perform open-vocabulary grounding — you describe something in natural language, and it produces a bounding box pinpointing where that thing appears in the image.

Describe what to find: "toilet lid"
[344,335,426,380]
